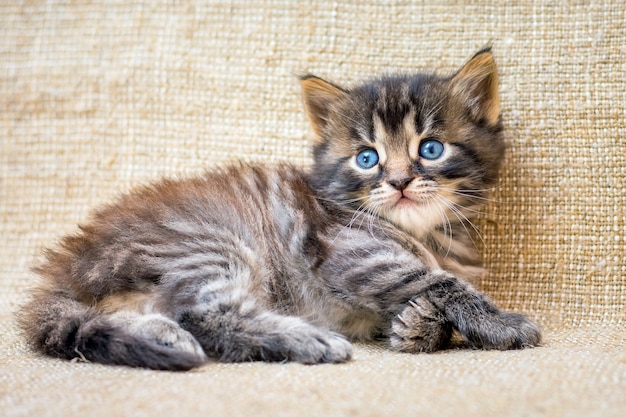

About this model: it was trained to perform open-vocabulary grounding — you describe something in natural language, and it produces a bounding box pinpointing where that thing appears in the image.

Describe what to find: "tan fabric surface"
[1,1,624,416]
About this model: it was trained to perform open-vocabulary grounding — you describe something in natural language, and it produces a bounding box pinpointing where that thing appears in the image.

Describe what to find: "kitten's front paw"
[468,312,542,350]
[390,297,452,353]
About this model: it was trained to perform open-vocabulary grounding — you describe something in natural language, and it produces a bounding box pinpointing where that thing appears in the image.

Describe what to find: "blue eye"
[419,140,445,160]
[355,149,379,169]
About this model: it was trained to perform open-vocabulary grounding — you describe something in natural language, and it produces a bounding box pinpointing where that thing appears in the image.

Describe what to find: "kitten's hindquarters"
[18,164,354,370]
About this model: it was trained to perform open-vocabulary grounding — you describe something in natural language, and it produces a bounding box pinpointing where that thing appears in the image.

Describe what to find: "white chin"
[385,201,442,239]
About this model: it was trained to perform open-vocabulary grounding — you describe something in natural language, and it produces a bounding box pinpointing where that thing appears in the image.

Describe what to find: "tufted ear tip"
[450,49,500,126]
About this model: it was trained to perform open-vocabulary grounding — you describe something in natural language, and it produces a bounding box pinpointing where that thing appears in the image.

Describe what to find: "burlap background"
[1,1,624,416]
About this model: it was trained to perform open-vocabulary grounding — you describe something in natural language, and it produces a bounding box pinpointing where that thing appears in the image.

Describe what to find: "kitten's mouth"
[391,189,434,209]
[393,195,420,209]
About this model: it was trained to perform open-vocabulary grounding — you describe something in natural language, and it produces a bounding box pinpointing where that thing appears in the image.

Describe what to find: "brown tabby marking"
[18,49,540,370]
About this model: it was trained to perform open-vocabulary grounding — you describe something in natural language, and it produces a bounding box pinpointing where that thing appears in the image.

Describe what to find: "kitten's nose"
[388,177,413,191]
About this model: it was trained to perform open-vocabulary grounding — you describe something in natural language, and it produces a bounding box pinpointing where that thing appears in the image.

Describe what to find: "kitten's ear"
[300,75,347,141]
[450,49,501,126]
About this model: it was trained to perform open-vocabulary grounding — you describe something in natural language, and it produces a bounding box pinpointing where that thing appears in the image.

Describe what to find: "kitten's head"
[301,49,505,237]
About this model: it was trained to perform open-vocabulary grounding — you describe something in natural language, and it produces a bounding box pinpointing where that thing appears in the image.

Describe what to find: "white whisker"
[437,186,502,204]
[428,196,453,256]
[434,195,485,249]
[440,190,498,203]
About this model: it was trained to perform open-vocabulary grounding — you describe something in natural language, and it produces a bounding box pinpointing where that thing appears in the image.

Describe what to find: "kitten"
[18,49,540,370]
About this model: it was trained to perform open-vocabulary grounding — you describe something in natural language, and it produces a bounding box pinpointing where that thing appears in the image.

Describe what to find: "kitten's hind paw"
[127,314,208,360]
[76,312,208,370]
[390,297,452,353]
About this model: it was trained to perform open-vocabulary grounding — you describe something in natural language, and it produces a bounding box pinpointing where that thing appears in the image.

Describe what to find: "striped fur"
[18,50,540,370]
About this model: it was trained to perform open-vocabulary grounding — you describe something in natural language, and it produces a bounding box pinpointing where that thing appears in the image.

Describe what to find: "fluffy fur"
[18,49,541,370]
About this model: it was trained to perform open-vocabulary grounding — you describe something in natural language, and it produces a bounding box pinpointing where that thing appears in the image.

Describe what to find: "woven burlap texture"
[1,1,624,417]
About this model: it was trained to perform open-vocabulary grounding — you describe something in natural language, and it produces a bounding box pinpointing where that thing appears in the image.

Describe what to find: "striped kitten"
[18,49,540,370]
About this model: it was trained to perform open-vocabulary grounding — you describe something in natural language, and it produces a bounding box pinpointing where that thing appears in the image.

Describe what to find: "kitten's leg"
[390,271,541,351]
[312,229,459,351]
[313,226,539,352]
[176,286,352,364]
